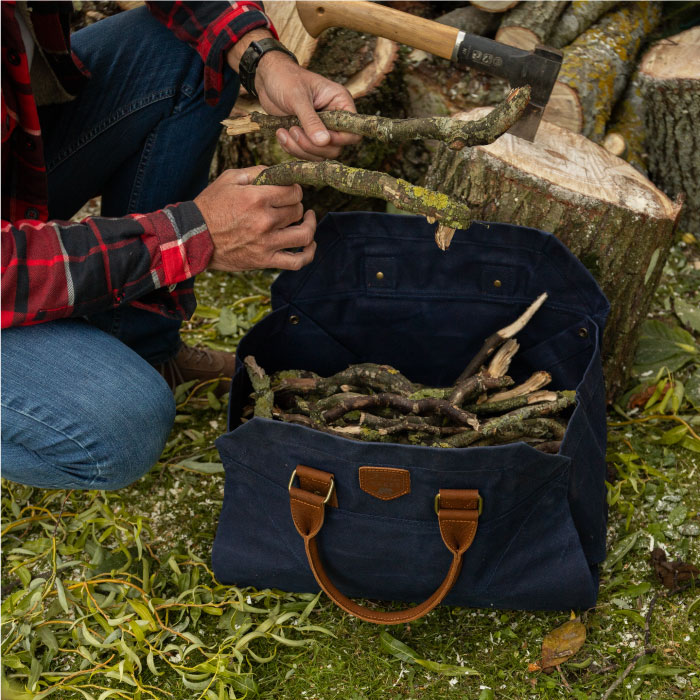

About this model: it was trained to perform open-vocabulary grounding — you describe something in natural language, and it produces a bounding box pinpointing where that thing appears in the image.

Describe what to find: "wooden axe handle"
[295,0,459,60]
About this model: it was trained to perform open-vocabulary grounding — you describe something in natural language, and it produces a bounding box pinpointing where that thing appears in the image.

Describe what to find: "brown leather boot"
[156,342,237,392]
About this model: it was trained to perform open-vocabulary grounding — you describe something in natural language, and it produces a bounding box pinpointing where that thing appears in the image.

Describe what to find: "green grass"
[2,240,700,700]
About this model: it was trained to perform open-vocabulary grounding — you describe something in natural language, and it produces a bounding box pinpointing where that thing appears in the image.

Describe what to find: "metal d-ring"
[288,469,335,504]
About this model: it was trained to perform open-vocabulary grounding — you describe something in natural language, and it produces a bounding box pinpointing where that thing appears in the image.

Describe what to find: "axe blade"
[453,37,563,141]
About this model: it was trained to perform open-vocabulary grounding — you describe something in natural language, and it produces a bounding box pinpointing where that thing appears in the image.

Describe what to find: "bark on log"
[602,68,647,174]
[495,1,568,51]
[548,1,618,50]
[402,4,506,124]
[437,4,501,36]
[638,27,700,233]
[424,107,683,400]
[543,2,662,141]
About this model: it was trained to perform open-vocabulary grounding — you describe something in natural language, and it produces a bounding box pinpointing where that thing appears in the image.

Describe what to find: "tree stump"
[495,0,568,51]
[424,107,682,399]
[543,1,662,141]
[638,26,700,233]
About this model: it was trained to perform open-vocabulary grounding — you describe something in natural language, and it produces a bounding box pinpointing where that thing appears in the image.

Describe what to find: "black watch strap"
[238,38,298,99]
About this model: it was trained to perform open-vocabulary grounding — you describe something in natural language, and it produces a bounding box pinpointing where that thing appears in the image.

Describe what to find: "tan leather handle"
[295,0,460,60]
[289,466,479,624]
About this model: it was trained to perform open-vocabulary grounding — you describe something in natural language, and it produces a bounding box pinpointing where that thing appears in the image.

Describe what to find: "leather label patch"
[359,466,410,501]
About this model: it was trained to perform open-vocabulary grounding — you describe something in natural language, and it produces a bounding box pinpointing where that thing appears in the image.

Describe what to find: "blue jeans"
[1,7,239,489]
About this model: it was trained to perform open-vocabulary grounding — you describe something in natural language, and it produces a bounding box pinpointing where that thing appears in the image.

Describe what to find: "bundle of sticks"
[242,293,575,453]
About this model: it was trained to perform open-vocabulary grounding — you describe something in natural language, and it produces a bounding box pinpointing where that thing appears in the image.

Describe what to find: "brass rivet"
[376,271,385,280]
[289,315,300,325]
[493,279,502,288]
[578,327,589,338]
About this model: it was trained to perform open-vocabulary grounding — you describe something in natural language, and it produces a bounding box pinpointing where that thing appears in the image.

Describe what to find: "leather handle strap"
[289,466,479,624]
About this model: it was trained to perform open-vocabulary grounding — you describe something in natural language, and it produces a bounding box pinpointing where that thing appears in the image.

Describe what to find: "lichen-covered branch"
[449,374,514,407]
[244,355,273,418]
[254,160,473,249]
[480,391,576,437]
[320,392,480,430]
[225,86,531,151]
[465,389,557,415]
[273,363,418,397]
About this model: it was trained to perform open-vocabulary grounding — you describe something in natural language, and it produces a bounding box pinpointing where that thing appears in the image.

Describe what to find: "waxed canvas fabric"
[213,213,610,611]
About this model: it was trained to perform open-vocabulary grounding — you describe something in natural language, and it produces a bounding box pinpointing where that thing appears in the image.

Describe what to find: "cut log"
[235,34,398,113]
[548,1,618,50]
[262,0,319,69]
[402,3,508,124]
[424,107,682,400]
[401,2,504,121]
[470,1,519,13]
[638,26,700,233]
[495,1,568,51]
[602,69,647,174]
[543,2,662,142]
[436,4,501,36]
[404,51,510,120]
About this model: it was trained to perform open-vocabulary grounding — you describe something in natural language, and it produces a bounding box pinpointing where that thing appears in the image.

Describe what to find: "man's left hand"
[227,30,361,162]
[254,51,361,161]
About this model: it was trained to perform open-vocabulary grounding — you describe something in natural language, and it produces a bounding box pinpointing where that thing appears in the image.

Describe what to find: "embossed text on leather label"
[358,466,410,501]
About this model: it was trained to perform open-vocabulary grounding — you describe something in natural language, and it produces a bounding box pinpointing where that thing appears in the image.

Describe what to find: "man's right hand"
[194,166,316,272]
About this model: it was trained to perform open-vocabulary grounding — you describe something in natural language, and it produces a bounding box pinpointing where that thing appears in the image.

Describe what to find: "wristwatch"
[238,38,298,99]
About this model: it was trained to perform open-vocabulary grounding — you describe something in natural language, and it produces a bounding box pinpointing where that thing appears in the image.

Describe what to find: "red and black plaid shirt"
[1,1,276,328]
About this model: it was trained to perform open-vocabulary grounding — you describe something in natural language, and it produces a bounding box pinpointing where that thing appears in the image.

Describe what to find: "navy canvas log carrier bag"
[213,212,610,623]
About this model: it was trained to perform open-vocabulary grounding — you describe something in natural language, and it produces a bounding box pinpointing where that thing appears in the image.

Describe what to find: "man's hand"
[194,166,316,272]
[227,30,361,161]
[255,52,362,161]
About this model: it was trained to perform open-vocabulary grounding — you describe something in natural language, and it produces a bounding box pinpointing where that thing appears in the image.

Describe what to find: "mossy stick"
[273,363,418,398]
[225,86,531,151]
[450,374,514,407]
[320,392,480,430]
[480,391,576,437]
[465,390,558,416]
[244,355,273,419]
[254,160,472,250]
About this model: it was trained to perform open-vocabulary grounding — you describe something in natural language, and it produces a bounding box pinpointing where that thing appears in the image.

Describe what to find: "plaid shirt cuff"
[148,200,214,286]
[199,3,278,106]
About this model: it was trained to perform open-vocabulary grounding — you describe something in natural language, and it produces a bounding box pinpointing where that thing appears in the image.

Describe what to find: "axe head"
[506,46,563,140]
[453,35,563,141]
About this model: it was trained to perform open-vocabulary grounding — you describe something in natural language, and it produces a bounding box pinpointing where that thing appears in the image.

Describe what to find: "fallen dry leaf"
[540,614,586,671]
[627,382,672,410]
[651,547,699,590]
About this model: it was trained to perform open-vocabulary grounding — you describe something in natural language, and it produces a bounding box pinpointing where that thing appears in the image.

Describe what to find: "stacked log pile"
[243,293,575,452]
